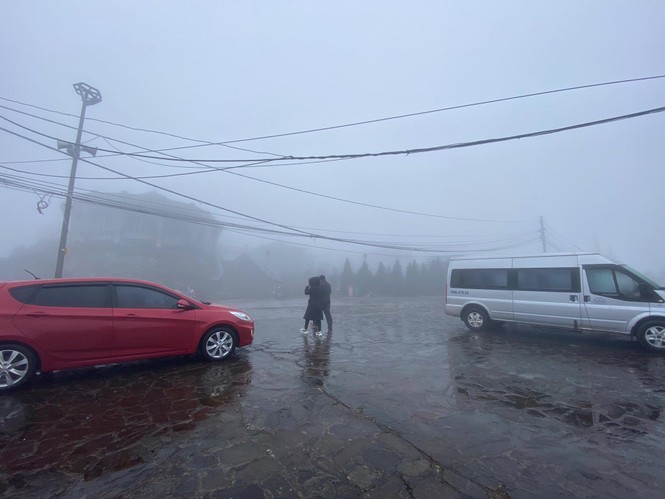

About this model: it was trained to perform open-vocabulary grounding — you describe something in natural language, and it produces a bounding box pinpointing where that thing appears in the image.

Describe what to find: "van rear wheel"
[637,321,665,352]
[463,308,490,331]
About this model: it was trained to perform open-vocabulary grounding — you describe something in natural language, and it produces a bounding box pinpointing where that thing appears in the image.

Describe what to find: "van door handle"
[569,295,578,302]
[584,295,590,303]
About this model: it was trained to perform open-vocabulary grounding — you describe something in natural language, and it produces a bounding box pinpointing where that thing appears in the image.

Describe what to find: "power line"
[5,76,657,252]
[4,166,539,255]
[0,113,532,223]
[3,126,537,253]
[55,104,665,164]
[98,140,530,222]
[6,103,663,167]
[2,74,663,149]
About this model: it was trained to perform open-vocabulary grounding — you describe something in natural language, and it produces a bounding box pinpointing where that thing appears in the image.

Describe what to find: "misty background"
[1,2,665,298]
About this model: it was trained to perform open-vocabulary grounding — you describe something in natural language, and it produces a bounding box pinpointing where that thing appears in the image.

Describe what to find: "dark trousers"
[322,304,332,330]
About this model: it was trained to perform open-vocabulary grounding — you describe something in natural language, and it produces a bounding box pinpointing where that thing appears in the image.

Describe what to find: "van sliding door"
[512,267,583,328]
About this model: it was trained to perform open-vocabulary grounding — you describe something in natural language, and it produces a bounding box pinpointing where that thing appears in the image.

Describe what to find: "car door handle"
[569,295,579,302]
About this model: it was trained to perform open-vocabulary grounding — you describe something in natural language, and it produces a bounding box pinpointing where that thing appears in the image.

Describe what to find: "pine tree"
[405,260,420,296]
[388,259,404,295]
[339,258,355,297]
[374,262,388,295]
[356,260,373,296]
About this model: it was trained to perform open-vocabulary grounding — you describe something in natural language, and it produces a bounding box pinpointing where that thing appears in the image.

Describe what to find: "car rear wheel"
[0,345,37,391]
[462,307,490,331]
[637,321,665,352]
[199,327,237,361]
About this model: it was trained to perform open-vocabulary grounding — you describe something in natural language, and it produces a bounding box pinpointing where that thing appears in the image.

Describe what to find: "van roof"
[449,252,603,261]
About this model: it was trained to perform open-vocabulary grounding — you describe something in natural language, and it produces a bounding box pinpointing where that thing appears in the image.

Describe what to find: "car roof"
[0,277,167,287]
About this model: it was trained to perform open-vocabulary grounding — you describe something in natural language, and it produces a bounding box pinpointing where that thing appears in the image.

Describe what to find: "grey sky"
[1,2,664,275]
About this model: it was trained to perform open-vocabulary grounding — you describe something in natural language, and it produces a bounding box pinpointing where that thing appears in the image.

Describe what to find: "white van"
[444,253,665,351]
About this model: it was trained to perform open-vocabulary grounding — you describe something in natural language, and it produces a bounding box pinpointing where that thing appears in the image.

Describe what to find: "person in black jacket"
[301,276,324,335]
[319,274,332,333]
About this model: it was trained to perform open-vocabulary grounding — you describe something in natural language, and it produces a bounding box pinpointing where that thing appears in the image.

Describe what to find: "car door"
[582,265,651,333]
[11,283,114,366]
[112,283,197,357]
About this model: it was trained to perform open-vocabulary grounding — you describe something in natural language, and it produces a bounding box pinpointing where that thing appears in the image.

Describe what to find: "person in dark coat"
[302,276,324,335]
[319,274,332,333]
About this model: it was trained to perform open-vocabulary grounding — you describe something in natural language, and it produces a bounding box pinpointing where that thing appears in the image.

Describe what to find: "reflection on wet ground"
[2,296,665,497]
[0,355,253,494]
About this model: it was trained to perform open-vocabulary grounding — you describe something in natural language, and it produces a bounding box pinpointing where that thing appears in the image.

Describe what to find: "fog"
[2,2,665,282]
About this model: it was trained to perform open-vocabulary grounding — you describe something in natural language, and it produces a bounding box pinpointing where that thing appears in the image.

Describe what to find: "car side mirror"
[176,299,194,310]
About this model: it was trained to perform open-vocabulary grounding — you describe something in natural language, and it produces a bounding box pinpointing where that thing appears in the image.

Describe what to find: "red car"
[0,278,254,391]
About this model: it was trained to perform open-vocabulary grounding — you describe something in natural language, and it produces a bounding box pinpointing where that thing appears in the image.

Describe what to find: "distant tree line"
[327,257,448,297]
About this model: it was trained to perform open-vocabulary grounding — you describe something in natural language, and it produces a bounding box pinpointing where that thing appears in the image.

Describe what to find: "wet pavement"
[1,296,665,498]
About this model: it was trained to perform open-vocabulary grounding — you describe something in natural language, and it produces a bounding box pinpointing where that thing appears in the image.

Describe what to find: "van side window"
[615,272,641,299]
[516,268,579,292]
[450,269,508,289]
[586,268,642,301]
[586,269,616,295]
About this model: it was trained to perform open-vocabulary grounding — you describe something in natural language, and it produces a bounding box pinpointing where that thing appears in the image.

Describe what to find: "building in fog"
[66,191,223,294]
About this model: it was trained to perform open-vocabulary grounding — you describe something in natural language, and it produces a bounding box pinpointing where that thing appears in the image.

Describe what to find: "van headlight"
[230,311,252,321]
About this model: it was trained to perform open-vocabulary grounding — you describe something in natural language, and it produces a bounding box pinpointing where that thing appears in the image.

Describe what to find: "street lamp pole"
[54,83,102,278]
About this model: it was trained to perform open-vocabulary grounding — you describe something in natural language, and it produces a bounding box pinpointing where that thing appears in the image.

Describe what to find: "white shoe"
[315,330,323,337]
[300,328,308,334]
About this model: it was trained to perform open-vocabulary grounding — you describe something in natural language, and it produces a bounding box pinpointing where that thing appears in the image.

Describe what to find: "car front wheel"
[462,307,490,331]
[199,327,237,361]
[637,321,665,352]
[0,345,37,391]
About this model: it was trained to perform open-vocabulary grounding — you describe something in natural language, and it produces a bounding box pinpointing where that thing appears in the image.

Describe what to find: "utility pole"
[54,83,102,278]
[539,215,548,253]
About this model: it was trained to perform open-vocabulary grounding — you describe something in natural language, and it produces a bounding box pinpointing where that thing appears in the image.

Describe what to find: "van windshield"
[620,265,663,289]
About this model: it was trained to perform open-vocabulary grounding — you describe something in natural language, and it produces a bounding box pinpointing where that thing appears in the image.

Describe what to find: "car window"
[31,285,110,308]
[9,285,39,303]
[115,285,179,309]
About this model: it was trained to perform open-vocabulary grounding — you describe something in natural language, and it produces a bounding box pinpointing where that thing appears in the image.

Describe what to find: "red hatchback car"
[0,278,255,391]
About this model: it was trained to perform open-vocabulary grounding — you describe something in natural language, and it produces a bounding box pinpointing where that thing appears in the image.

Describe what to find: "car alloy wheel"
[0,346,36,390]
[201,328,237,361]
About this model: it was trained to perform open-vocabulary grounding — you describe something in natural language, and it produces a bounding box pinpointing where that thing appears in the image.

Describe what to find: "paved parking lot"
[1,296,665,498]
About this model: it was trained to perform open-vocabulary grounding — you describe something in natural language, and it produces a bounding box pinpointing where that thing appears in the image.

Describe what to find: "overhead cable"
[53,105,665,164]
[0,113,531,224]
[1,74,663,149]
[2,126,526,253]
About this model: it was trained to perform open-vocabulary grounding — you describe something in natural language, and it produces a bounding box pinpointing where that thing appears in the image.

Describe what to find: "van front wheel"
[463,308,490,331]
[637,321,665,352]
